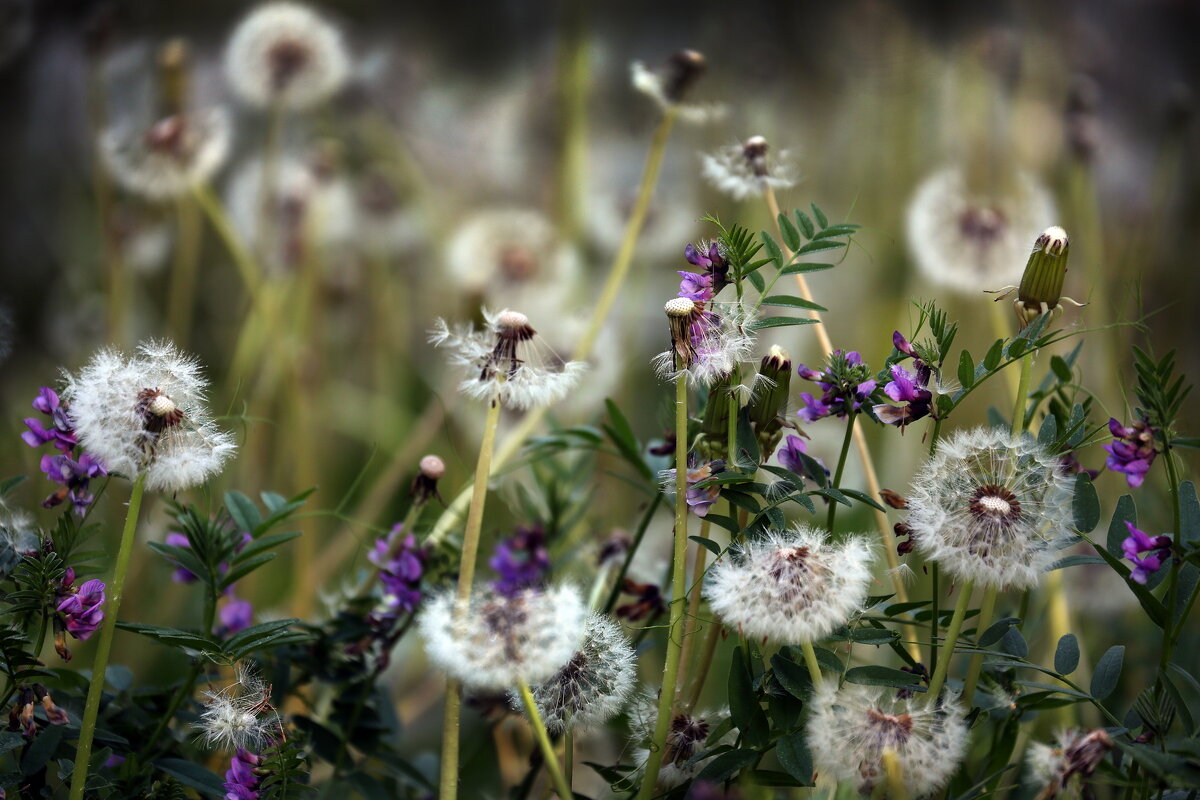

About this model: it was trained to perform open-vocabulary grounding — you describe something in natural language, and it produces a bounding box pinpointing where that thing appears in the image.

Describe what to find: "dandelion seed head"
[905,427,1074,590]
[664,298,695,317]
[630,50,725,124]
[701,135,797,200]
[198,664,274,752]
[654,302,756,388]
[512,614,636,735]
[703,526,874,643]
[419,584,586,691]
[629,693,734,788]
[808,682,967,798]
[1036,226,1069,256]
[224,2,349,110]
[63,340,235,492]
[99,108,231,201]
[906,166,1056,294]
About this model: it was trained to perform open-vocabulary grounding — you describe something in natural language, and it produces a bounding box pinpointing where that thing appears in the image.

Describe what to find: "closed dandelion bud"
[512,614,636,735]
[808,682,968,798]
[748,345,792,457]
[410,454,445,506]
[664,297,698,370]
[904,428,1074,591]
[703,526,874,643]
[630,49,724,124]
[663,49,706,102]
[697,373,733,461]
[1012,226,1072,325]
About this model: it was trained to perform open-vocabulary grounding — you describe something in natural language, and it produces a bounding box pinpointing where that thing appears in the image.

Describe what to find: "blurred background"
[0,0,1197,767]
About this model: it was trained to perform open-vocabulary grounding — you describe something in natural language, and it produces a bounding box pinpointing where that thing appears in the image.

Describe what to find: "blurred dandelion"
[99,109,231,201]
[631,49,725,124]
[629,695,734,789]
[702,135,797,200]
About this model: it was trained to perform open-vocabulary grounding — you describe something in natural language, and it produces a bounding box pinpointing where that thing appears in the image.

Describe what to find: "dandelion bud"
[1009,225,1073,326]
[748,345,792,458]
[664,297,699,370]
[742,135,770,176]
[698,373,733,461]
[663,49,706,103]
[156,38,190,116]
[410,454,445,506]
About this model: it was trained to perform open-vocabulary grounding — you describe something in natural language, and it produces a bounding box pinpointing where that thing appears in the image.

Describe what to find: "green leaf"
[748,316,819,331]
[602,399,653,481]
[0,476,26,497]
[1050,355,1073,383]
[778,214,801,251]
[1181,481,1200,547]
[219,552,277,589]
[1054,634,1080,675]
[728,646,768,749]
[1084,536,1168,627]
[795,239,846,257]
[746,268,766,293]
[978,617,1021,647]
[689,536,721,556]
[694,748,760,782]
[849,627,899,645]
[794,210,815,239]
[957,350,974,389]
[844,665,923,691]
[20,724,64,774]
[770,654,813,699]
[1037,413,1057,447]
[983,339,1004,371]
[811,488,851,507]
[810,203,828,228]
[154,758,226,798]
[225,491,262,535]
[234,531,302,563]
[1106,494,1137,556]
[1073,475,1100,533]
[776,732,813,785]
[760,295,827,312]
[812,223,860,239]
[0,732,23,755]
[1007,338,1028,358]
[780,262,834,276]
[760,231,784,270]
[999,627,1028,658]
[839,488,886,512]
[1091,645,1125,699]
[117,623,218,653]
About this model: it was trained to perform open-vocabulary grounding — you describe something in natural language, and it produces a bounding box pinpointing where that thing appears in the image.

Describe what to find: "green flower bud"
[697,373,733,461]
[749,345,792,458]
[1011,226,1078,326]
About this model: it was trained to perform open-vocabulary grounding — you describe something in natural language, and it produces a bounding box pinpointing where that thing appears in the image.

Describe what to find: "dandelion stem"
[826,411,857,531]
[928,564,939,683]
[553,1,588,248]
[1010,351,1034,436]
[635,371,690,800]
[882,748,907,800]
[927,580,973,700]
[167,194,203,346]
[764,184,920,660]
[676,518,711,701]
[439,389,504,800]
[516,678,574,799]
[961,585,997,704]
[69,473,147,800]
[799,640,824,688]
[563,729,574,790]
[191,181,263,303]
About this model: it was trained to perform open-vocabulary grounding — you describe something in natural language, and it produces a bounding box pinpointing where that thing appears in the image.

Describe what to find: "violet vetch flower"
[56,574,105,641]
[874,332,935,429]
[217,594,254,636]
[795,351,877,422]
[22,388,77,452]
[663,460,725,518]
[684,240,729,293]
[165,532,199,583]
[223,748,262,800]
[490,525,550,596]
[1121,521,1172,584]
[21,387,106,515]
[1104,417,1159,488]
[368,525,428,616]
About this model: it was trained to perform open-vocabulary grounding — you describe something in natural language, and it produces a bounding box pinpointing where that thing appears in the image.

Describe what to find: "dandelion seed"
[905,428,1074,591]
[631,49,725,124]
[629,694,734,789]
[418,584,586,691]
[62,340,236,493]
[702,135,797,200]
[512,614,636,735]
[906,166,1056,294]
[808,682,968,798]
[429,308,585,410]
[703,526,874,643]
[99,108,231,201]
[224,2,349,111]
[199,665,276,752]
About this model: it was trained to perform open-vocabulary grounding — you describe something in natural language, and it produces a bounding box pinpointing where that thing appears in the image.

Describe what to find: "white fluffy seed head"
[428,309,586,411]
[906,166,1056,295]
[629,693,735,789]
[99,108,231,201]
[653,302,756,388]
[1036,226,1070,256]
[197,664,274,752]
[703,526,875,643]
[808,682,968,798]
[62,340,236,492]
[512,614,636,734]
[418,584,586,691]
[224,2,349,110]
[905,427,1074,591]
[701,139,797,201]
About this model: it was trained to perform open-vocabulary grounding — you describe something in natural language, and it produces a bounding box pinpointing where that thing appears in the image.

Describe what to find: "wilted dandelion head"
[62,340,236,492]
[429,308,586,410]
[1027,729,1113,800]
[418,584,586,691]
[906,165,1056,294]
[630,49,725,124]
[512,613,636,735]
[198,664,276,752]
[629,694,734,789]
[808,682,968,798]
[99,108,231,201]
[703,526,874,643]
[701,135,797,200]
[654,299,755,388]
[224,2,349,110]
[905,428,1074,590]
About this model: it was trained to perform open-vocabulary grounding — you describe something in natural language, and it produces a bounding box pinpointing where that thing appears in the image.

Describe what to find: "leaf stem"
[69,472,147,800]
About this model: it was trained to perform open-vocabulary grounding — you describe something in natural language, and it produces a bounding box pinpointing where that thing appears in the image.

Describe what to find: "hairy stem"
[70,473,147,800]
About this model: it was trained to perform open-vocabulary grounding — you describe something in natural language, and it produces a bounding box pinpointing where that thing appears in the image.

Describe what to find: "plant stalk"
[961,585,997,704]
[926,580,974,700]
[517,678,574,799]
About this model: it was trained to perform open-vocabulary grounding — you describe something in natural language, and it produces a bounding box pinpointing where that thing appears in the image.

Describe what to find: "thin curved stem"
[70,473,147,800]
[927,580,974,700]
[517,678,574,799]
[961,585,997,704]
[825,412,857,532]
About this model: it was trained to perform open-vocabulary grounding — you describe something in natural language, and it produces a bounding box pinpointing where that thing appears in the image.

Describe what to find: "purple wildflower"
[21,389,76,452]
[677,270,714,302]
[777,435,809,476]
[165,532,199,583]
[1121,521,1172,584]
[795,351,877,422]
[21,387,106,515]
[217,593,254,636]
[873,332,936,429]
[489,524,550,596]
[56,575,105,641]
[223,749,261,800]
[1103,417,1159,488]
[369,525,428,615]
[684,240,730,292]
[664,460,725,518]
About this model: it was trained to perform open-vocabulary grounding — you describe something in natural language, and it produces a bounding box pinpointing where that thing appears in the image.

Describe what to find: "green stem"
[926,580,974,700]
[563,729,574,791]
[517,678,574,799]
[962,586,997,704]
[601,494,663,615]
[1011,352,1033,436]
[882,749,908,800]
[69,473,147,800]
[928,565,939,680]
[825,411,857,531]
[141,588,218,759]
[553,1,588,248]
[799,640,823,688]
[191,182,263,303]
[1161,447,1183,669]
[635,372,690,800]
[438,390,504,800]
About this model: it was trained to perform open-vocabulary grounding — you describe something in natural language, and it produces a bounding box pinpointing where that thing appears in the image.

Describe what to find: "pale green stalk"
[167,195,202,346]
[799,640,824,688]
[516,678,574,799]
[961,586,997,703]
[926,581,974,700]
[69,473,148,800]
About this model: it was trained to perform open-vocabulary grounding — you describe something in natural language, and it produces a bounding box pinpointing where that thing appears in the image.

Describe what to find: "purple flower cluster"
[369,524,428,615]
[223,749,261,800]
[795,351,877,422]
[776,435,829,485]
[20,388,106,515]
[683,240,729,295]
[664,460,725,518]
[56,569,105,641]
[1104,417,1159,488]
[873,332,935,429]
[8,684,70,738]
[165,530,253,584]
[489,524,550,596]
[1122,521,1172,584]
